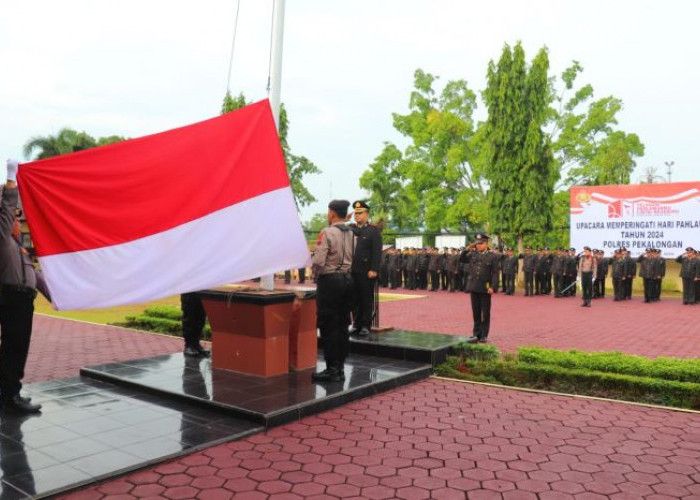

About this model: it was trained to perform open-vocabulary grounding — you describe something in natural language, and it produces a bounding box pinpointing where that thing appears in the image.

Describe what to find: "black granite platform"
[81,353,432,428]
[0,377,262,500]
[340,329,469,365]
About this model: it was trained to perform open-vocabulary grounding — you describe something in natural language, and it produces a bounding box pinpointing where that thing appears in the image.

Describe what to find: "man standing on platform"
[180,293,210,357]
[0,160,44,414]
[461,234,499,343]
[349,200,382,337]
[311,199,354,382]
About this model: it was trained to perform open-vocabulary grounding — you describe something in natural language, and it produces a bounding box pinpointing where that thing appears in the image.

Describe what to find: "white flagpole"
[260,0,286,291]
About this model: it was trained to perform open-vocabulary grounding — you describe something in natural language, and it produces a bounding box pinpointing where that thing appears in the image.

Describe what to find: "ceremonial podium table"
[198,288,317,378]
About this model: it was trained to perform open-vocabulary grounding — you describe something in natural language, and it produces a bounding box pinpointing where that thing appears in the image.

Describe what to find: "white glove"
[6,159,18,182]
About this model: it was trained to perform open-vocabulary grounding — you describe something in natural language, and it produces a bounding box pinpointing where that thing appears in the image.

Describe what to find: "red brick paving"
[59,378,700,500]
[22,289,700,500]
[377,288,700,358]
[25,315,183,384]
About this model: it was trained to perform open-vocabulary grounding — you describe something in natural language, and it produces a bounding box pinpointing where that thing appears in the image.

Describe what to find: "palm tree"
[23,128,97,160]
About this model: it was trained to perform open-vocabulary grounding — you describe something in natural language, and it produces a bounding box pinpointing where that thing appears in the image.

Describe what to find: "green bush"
[518,346,700,384]
[453,342,500,361]
[118,308,211,340]
[435,356,700,410]
[123,315,182,335]
[142,306,182,321]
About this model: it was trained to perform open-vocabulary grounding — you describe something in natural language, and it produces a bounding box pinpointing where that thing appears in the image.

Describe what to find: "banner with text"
[570,182,700,257]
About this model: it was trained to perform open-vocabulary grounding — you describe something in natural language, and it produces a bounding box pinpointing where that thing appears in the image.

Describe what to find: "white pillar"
[260,0,286,291]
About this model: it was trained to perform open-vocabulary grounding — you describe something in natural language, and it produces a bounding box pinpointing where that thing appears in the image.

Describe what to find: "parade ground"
[15,288,700,499]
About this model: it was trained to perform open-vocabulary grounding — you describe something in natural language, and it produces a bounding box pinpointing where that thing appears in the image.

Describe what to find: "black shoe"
[466,336,479,343]
[311,368,345,383]
[477,338,488,343]
[2,395,42,414]
[184,344,210,358]
[356,328,370,338]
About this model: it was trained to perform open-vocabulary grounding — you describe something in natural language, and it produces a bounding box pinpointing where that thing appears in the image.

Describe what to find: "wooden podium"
[199,288,317,378]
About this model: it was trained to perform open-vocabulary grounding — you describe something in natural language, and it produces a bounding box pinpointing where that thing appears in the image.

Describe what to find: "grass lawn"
[34,290,421,327]
[34,295,182,325]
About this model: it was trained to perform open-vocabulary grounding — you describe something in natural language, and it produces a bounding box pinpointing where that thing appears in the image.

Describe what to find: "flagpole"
[261,0,286,291]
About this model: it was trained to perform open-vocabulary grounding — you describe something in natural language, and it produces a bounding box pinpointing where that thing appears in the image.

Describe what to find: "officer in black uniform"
[349,200,382,337]
[520,246,537,296]
[676,247,700,305]
[611,249,626,301]
[593,250,609,298]
[461,234,499,343]
[0,160,45,413]
[501,247,518,295]
[180,292,210,357]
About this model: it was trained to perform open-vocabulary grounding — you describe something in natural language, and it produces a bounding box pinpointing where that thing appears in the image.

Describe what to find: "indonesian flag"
[17,100,310,310]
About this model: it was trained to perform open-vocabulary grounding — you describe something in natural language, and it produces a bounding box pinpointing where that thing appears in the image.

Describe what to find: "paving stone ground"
[22,287,700,499]
[60,378,700,500]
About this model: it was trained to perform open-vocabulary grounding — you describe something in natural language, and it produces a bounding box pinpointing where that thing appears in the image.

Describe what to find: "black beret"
[328,199,350,214]
[686,247,695,252]
[569,247,576,252]
[352,200,369,211]
[583,246,591,251]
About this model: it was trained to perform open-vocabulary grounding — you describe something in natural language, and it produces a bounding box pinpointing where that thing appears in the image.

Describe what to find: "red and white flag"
[17,100,310,310]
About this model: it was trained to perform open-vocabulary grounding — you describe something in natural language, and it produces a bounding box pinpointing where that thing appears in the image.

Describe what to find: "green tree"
[304,212,328,235]
[23,128,128,160]
[23,128,98,159]
[360,70,484,233]
[483,43,557,250]
[220,91,321,208]
[549,61,644,187]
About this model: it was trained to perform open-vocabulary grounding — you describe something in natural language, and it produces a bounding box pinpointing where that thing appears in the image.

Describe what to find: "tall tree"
[220,91,321,208]
[549,61,644,187]
[360,70,484,233]
[24,128,96,159]
[483,43,557,250]
[23,128,128,160]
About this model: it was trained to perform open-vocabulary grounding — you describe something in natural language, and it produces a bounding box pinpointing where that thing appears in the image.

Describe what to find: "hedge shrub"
[518,346,700,384]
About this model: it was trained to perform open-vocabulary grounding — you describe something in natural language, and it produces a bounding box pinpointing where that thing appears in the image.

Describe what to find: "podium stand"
[287,288,317,371]
[199,288,318,378]
[199,289,297,377]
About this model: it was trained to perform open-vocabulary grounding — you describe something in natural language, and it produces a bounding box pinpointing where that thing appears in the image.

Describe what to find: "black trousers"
[524,272,534,295]
[593,277,605,297]
[429,271,439,291]
[470,292,492,339]
[441,270,448,290]
[352,272,375,330]
[0,288,35,398]
[298,267,306,284]
[388,268,399,289]
[652,278,662,301]
[613,278,624,301]
[682,278,695,304]
[642,278,652,302]
[181,292,206,346]
[625,277,633,299]
[581,272,593,305]
[317,273,353,368]
[503,274,516,295]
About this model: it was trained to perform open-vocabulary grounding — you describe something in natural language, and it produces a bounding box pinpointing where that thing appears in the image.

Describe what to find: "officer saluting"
[349,200,382,337]
[461,233,499,343]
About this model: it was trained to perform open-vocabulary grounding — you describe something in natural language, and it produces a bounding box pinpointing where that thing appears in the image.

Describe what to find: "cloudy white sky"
[1,0,698,222]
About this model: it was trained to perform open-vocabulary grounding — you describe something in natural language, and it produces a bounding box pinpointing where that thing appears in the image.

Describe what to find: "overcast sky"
[2,0,698,222]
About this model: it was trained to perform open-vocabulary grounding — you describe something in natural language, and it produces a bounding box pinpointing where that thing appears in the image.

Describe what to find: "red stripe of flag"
[18,100,289,256]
